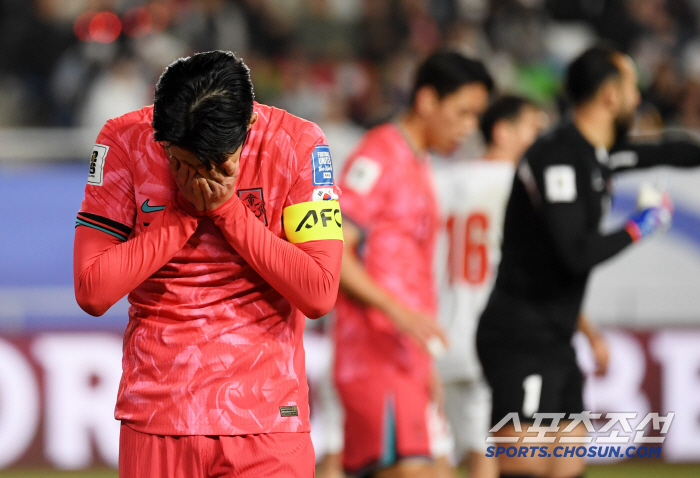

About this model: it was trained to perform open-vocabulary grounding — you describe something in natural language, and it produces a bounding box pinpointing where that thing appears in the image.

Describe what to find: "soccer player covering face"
[73,51,343,478]
[334,52,493,478]
[433,95,544,478]
[476,46,700,478]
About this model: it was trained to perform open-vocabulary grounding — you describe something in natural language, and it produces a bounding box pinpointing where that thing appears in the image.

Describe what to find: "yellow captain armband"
[283,200,344,244]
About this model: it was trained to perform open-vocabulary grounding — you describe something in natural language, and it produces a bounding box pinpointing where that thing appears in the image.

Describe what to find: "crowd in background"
[4,0,700,136]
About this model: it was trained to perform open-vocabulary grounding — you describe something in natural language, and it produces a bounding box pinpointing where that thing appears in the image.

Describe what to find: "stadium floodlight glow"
[88,11,122,44]
[73,10,96,42]
[123,7,153,38]
[146,2,172,33]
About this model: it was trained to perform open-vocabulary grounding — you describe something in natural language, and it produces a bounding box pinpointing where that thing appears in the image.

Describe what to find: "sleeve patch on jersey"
[283,200,343,244]
[311,187,339,201]
[544,165,577,203]
[75,212,132,241]
[311,145,334,186]
[87,144,109,186]
[345,156,382,194]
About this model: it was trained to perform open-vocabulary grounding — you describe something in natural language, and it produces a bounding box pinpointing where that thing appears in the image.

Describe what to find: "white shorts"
[318,360,344,455]
[443,378,492,458]
[427,402,455,459]
[303,329,344,458]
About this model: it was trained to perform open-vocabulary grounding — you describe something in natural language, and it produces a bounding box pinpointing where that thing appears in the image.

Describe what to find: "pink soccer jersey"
[333,124,440,385]
[77,103,341,436]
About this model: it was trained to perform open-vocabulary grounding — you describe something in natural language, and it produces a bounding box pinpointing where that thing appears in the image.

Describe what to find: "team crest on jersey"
[237,188,268,226]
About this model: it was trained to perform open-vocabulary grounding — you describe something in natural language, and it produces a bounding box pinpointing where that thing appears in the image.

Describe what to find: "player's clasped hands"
[195,157,239,211]
[169,155,206,211]
[168,154,239,212]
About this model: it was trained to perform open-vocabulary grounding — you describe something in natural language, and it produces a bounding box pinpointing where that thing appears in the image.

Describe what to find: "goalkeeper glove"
[625,194,673,241]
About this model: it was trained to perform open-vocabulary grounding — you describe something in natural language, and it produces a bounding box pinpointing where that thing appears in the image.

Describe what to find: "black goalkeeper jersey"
[478,120,700,347]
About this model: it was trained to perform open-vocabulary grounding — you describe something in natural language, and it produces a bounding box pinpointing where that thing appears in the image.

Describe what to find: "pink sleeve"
[286,122,342,206]
[74,121,204,316]
[210,123,343,319]
[74,190,202,316]
[337,151,388,229]
[77,122,137,239]
[209,198,342,319]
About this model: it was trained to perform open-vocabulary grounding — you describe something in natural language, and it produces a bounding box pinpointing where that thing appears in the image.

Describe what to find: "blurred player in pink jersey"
[334,52,493,478]
[73,51,344,478]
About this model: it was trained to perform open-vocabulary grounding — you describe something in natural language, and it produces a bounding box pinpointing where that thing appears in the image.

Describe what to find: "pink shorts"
[336,373,432,475]
[119,423,315,478]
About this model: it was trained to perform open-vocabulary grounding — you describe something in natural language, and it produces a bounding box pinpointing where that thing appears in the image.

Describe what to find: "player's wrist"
[174,191,206,218]
[626,208,661,242]
[380,296,404,322]
[586,329,603,343]
[626,195,674,242]
[206,192,240,218]
[625,220,643,242]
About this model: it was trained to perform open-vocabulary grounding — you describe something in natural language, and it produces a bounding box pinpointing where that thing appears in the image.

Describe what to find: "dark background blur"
[3,0,700,133]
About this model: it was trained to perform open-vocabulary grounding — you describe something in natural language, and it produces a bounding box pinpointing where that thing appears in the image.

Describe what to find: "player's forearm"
[73,198,200,316]
[554,229,633,275]
[210,197,343,319]
[339,249,401,318]
[545,201,634,275]
[577,314,601,341]
[577,229,633,272]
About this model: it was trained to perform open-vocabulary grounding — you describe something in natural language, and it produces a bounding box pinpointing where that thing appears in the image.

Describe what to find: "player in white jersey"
[433,96,544,478]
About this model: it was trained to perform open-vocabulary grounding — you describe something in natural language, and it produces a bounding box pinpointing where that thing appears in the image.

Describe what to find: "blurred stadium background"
[2,0,700,476]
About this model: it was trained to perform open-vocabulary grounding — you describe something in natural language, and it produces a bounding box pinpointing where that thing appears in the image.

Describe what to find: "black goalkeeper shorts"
[478,339,584,427]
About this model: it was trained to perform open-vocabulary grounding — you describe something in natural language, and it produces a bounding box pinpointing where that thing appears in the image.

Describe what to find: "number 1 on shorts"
[522,374,542,418]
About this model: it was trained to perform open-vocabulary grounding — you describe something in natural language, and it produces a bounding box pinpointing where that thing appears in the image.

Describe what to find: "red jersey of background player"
[75,103,342,436]
[334,124,440,385]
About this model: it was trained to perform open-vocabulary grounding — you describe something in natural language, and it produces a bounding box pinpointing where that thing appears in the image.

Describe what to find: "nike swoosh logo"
[141,199,166,213]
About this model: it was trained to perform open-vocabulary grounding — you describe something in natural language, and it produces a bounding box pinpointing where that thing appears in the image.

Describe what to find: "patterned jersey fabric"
[78,103,341,435]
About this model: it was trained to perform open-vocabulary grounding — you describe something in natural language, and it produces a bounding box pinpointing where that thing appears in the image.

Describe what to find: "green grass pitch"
[0,463,699,477]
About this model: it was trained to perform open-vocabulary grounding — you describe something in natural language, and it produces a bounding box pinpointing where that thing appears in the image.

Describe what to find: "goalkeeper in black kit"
[476,45,700,478]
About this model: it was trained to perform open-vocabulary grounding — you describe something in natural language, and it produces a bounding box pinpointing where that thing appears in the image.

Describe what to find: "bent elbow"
[299,291,338,320]
[75,291,109,317]
[78,300,108,317]
[301,303,331,320]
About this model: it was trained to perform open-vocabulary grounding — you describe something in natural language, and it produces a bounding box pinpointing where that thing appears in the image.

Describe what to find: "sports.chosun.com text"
[485,445,662,459]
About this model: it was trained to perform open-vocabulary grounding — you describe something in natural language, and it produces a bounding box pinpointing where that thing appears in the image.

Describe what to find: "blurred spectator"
[77,53,152,139]
[4,0,700,134]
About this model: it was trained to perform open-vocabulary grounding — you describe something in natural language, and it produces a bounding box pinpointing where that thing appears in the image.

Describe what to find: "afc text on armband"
[486,412,674,445]
[295,207,342,231]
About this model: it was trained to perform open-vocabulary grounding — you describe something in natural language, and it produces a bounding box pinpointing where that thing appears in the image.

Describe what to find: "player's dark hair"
[410,51,494,104]
[152,50,254,169]
[479,95,535,145]
[565,45,622,106]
